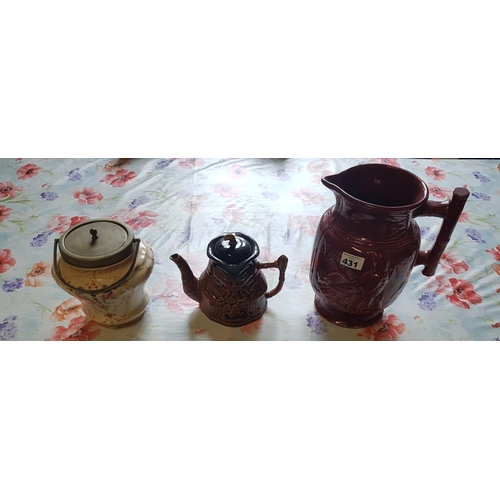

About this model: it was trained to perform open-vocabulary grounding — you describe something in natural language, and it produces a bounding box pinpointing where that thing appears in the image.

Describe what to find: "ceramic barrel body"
[52,219,154,328]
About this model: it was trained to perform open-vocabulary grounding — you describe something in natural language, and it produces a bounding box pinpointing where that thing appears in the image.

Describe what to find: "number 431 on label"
[340,252,365,271]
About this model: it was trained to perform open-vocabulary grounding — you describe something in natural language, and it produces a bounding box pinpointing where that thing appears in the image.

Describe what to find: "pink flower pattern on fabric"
[439,252,469,274]
[101,169,137,187]
[307,159,330,173]
[0,249,16,273]
[358,314,406,341]
[428,183,452,200]
[25,261,52,287]
[0,205,13,223]
[447,278,482,309]
[110,209,159,231]
[486,245,500,261]
[103,159,131,171]
[368,158,401,167]
[307,159,332,183]
[293,188,324,205]
[227,164,247,179]
[45,316,101,341]
[425,166,446,181]
[428,275,482,309]
[50,298,83,322]
[47,215,90,234]
[178,158,205,169]
[0,182,23,199]
[73,187,104,205]
[240,318,263,333]
[213,183,241,199]
[17,164,42,180]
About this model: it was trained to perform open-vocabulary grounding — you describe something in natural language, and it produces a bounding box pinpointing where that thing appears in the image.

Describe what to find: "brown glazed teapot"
[310,163,469,328]
[170,232,288,327]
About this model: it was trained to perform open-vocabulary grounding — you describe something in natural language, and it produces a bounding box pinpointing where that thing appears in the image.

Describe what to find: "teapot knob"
[223,233,237,247]
[90,228,99,240]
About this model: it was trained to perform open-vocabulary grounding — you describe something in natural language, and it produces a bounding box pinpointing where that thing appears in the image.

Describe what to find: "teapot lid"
[58,219,135,268]
[207,232,259,275]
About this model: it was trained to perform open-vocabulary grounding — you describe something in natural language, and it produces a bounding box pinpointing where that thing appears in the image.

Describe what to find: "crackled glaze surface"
[52,241,154,327]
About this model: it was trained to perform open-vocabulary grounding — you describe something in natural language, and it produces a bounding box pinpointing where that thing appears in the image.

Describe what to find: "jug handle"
[256,255,289,299]
[414,187,469,276]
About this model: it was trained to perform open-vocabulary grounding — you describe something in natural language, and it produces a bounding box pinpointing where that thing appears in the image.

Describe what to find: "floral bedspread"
[1,158,499,341]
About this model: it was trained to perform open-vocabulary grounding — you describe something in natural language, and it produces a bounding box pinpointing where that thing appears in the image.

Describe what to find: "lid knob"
[223,234,237,248]
[90,228,99,240]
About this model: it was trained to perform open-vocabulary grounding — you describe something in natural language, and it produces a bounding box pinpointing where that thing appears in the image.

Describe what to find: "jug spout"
[169,254,201,303]
[321,173,343,193]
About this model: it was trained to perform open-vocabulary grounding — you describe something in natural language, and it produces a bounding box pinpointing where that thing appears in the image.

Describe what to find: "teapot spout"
[169,254,201,303]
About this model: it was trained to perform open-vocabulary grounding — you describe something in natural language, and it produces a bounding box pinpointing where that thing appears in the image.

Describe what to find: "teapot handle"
[256,255,289,299]
[414,187,469,276]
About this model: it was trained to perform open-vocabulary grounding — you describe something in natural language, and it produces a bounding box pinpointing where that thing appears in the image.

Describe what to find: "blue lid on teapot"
[207,232,259,275]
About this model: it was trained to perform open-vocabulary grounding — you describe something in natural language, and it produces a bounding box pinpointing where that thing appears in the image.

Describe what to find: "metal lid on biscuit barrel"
[59,219,134,268]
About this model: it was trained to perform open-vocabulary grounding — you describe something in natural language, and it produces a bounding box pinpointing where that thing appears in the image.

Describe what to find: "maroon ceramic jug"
[310,163,469,328]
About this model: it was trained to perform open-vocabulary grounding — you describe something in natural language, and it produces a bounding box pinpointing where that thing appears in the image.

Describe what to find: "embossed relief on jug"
[311,204,421,327]
[309,164,469,328]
